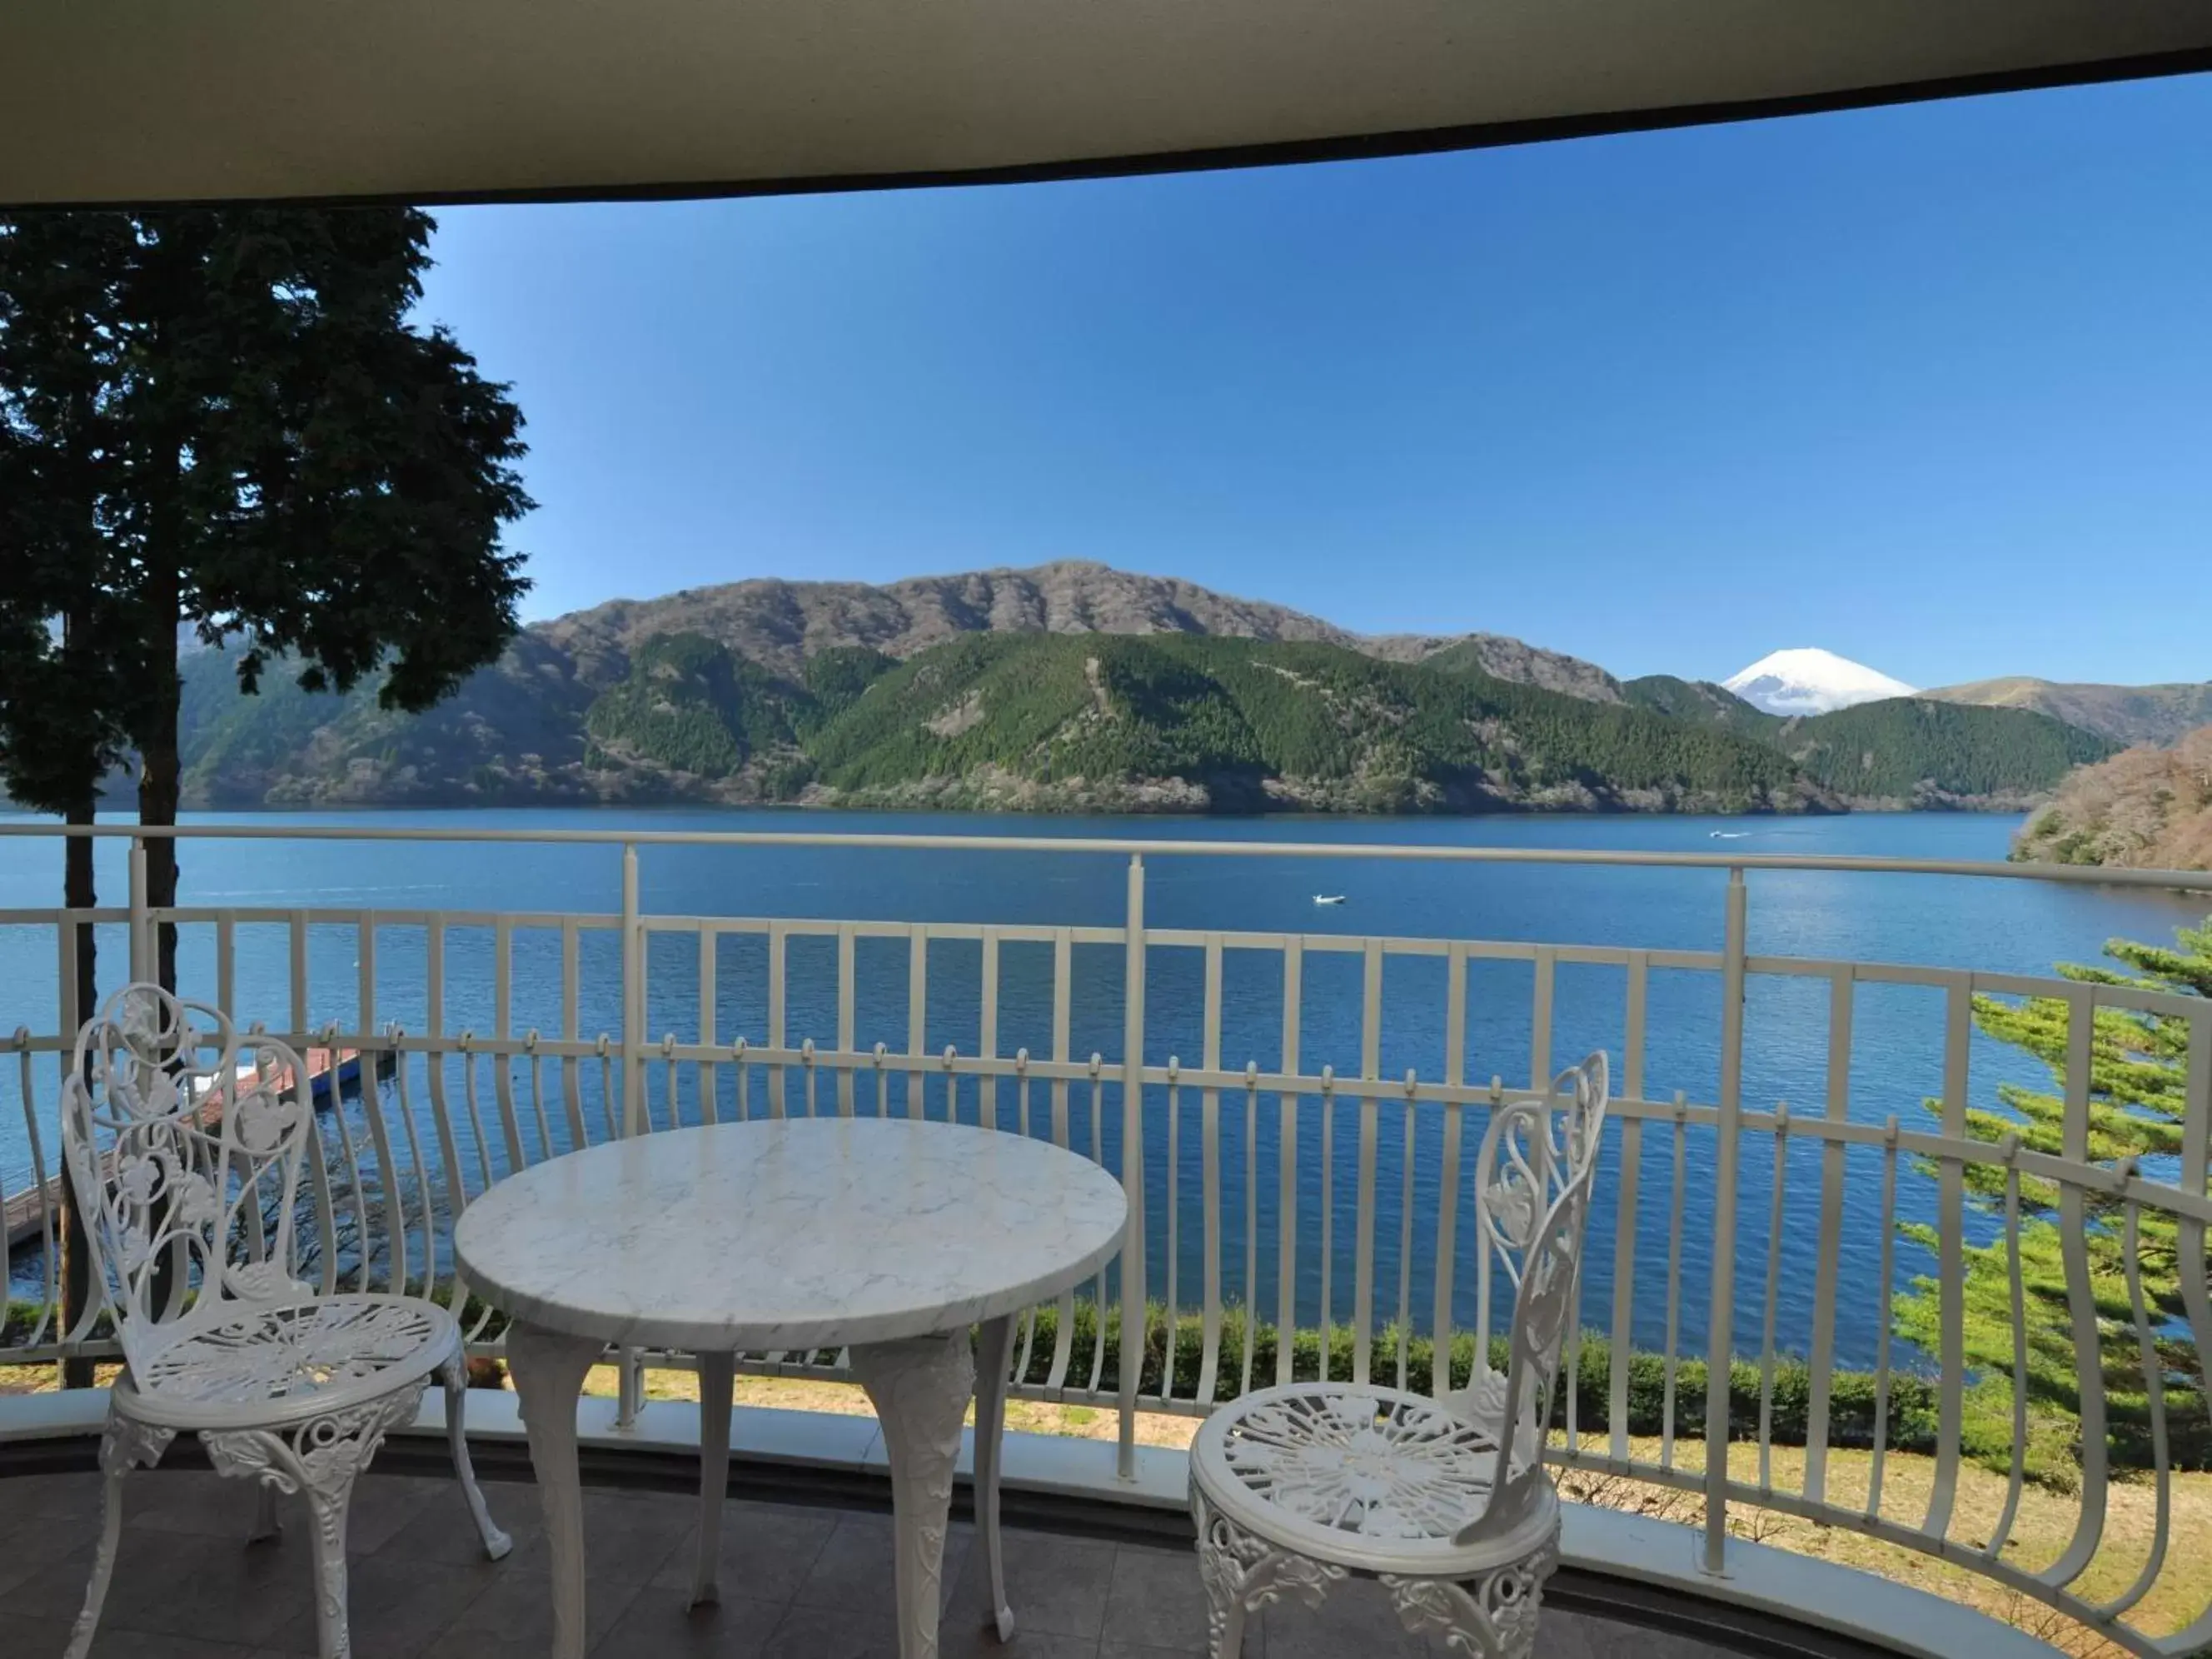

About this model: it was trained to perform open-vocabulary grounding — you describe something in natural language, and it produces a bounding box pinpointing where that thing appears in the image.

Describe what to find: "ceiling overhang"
[4,3,2210,209]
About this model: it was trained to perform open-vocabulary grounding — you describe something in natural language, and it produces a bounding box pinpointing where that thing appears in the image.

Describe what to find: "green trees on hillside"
[583,632,814,780]
[798,632,1810,807]
[1621,675,1777,738]
[1895,918,2212,1481]
[1774,698,2112,800]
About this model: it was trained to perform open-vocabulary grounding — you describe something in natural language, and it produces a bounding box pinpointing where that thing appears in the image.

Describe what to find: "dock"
[2,1046,386,1250]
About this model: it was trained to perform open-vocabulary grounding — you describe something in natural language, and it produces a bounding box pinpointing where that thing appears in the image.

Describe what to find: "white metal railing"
[2,823,2210,1656]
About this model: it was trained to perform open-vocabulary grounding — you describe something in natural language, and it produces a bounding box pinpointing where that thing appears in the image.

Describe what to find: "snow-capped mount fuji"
[1722,648,1916,717]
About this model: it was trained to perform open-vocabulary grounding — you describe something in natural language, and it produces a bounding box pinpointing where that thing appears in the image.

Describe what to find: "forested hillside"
[151,561,2117,815]
[1926,675,2212,748]
[795,634,1814,812]
[1766,699,2115,805]
[1621,676,1776,738]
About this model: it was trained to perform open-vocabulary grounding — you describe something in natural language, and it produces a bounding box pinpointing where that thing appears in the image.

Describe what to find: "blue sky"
[418,73,2211,690]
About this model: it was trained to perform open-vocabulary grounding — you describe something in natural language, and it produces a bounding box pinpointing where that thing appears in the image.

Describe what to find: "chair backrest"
[1450,1050,1609,1543]
[62,983,316,1363]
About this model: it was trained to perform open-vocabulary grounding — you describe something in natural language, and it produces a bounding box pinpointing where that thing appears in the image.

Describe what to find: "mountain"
[1622,675,2103,805]
[1723,648,1916,716]
[172,561,1626,807]
[162,560,2111,815]
[1621,676,1776,739]
[586,630,1828,814]
[1761,698,2115,808]
[2011,727,2212,870]
[1923,676,2212,749]
[536,561,1620,699]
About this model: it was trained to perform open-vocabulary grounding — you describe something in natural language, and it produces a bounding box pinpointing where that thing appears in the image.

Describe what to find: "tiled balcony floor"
[0,1466,1731,1658]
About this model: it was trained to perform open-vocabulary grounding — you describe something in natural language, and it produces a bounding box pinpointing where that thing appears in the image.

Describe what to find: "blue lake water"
[2,807,2202,1375]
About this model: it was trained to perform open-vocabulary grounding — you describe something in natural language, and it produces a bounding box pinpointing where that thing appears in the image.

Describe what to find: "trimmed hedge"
[1007,1302,1943,1456]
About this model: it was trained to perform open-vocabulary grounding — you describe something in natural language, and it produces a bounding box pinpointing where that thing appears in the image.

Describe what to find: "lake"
[3,807,2202,1373]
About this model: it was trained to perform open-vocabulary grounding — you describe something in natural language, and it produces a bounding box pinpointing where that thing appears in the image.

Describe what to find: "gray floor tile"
[374,1476,541,1568]
[0,1539,101,1625]
[256,1471,450,1560]
[589,1592,786,1657]
[758,1599,900,1659]
[501,1486,693,1586]
[0,1504,106,1599]
[422,1567,646,1657]
[942,1631,1096,1659]
[1101,1543,1211,1653]
[87,1530,314,1649]
[8,1612,77,1656]
[261,1553,497,1657]
[1258,1575,1448,1657]
[87,1632,267,1658]
[795,1510,974,1615]
[119,1469,260,1538]
[2,1468,1741,1659]
[649,1497,839,1604]
[949,1527,1118,1642]
[1539,1607,1720,1659]
[754,1598,1082,1659]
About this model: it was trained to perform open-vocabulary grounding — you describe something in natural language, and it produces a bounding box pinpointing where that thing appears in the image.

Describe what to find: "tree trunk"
[138,561,182,995]
[58,794,97,1390]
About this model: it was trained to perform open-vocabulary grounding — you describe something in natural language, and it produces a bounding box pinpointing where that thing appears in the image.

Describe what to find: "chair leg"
[1380,1524,1559,1659]
[1190,1485,1345,1659]
[440,1350,513,1560]
[65,1408,175,1659]
[249,1479,283,1543]
[205,1386,427,1659]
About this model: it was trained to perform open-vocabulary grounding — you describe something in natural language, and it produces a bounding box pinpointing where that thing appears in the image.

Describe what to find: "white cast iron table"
[452,1118,1129,1659]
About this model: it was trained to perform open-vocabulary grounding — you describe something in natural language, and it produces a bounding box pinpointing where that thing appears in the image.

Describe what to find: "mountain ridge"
[536,561,1623,701]
[1924,675,2212,749]
[162,560,2118,815]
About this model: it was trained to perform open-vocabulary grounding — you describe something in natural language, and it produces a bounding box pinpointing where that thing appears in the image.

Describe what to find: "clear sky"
[417,72,2211,690]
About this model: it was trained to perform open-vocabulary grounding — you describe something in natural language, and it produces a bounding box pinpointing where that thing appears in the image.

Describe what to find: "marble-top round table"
[453,1118,1129,1659]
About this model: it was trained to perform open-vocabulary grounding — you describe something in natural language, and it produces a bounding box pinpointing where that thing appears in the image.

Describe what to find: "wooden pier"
[2,1046,383,1250]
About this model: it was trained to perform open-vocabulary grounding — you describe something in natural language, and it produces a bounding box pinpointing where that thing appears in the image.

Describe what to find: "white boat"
[1313,893,1346,905]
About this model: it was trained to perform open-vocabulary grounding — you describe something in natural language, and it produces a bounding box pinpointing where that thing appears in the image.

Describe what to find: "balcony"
[2,822,2208,1659]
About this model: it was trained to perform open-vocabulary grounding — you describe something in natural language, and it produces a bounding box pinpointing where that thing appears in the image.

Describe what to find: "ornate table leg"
[441,1349,513,1560]
[506,1320,605,1659]
[851,1331,978,1659]
[971,1315,1016,1642]
[691,1350,736,1607]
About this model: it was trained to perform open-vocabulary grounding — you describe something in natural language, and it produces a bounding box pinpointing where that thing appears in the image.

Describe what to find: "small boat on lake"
[1313,893,1346,905]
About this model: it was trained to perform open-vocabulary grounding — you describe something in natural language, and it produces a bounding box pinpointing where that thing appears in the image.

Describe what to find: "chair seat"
[1190,1382,1555,1575]
[117,1293,459,1431]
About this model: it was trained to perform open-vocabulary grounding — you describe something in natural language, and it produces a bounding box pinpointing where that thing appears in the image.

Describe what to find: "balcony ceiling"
[3,2,2211,208]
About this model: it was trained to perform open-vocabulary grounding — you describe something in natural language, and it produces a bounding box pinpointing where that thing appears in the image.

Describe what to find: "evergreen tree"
[0,207,532,988]
[1896,919,2212,1482]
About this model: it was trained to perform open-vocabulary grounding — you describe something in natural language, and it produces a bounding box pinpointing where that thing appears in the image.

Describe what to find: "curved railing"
[2,823,2208,1656]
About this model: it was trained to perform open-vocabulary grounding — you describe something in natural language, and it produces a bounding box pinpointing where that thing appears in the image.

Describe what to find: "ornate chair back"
[62,984,316,1368]
[1451,1051,1609,1544]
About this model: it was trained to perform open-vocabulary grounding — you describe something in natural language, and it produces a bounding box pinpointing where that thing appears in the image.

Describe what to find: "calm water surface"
[2,808,2201,1372]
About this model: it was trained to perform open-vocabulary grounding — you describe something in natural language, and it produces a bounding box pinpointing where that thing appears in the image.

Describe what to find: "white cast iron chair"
[60,984,510,1659]
[1188,1052,1609,1658]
